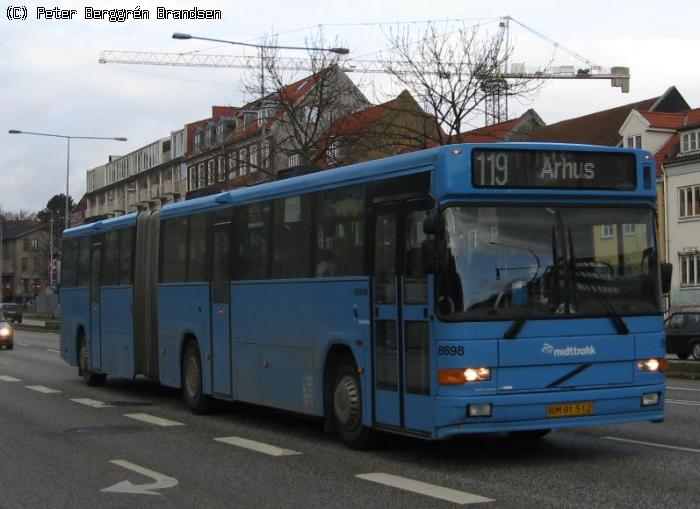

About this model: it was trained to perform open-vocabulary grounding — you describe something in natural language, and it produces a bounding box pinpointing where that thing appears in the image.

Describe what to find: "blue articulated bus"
[60,143,671,448]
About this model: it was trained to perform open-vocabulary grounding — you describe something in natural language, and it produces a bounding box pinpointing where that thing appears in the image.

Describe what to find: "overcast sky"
[1,0,699,213]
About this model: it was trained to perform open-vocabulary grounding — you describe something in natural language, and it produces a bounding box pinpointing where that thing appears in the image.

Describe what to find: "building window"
[227,153,236,179]
[601,224,614,239]
[207,160,215,184]
[262,139,271,169]
[626,135,642,149]
[288,154,300,167]
[33,258,40,273]
[680,253,700,287]
[205,127,213,148]
[218,156,225,181]
[188,166,196,190]
[328,138,341,165]
[239,149,247,175]
[21,257,28,271]
[678,185,700,218]
[681,131,700,153]
[198,163,205,188]
[194,130,203,151]
[249,144,258,173]
[217,123,225,143]
[623,223,636,236]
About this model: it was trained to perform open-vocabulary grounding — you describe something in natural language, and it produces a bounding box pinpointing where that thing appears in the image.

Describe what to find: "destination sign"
[471,149,637,190]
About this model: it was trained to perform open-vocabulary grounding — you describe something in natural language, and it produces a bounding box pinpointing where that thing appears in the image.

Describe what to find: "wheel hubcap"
[693,343,700,359]
[185,356,199,397]
[334,374,360,430]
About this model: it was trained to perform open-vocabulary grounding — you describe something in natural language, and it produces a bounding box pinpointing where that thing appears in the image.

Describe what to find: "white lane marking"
[71,398,113,408]
[356,473,494,505]
[17,342,31,347]
[0,375,21,382]
[603,436,700,454]
[47,349,60,353]
[102,459,178,496]
[667,386,700,392]
[26,385,62,394]
[124,413,184,427]
[214,436,302,457]
[667,399,700,407]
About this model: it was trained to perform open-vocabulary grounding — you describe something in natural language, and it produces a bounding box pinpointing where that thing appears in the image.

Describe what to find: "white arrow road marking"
[26,385,61,394]
[214,436,302,456]
[70,398,113,408]
[124,413,184,427]
[47,349,60,353]
[603,436,700,454]
[357,473,494,505]
[0,375,21,382]
[102,460,178,496]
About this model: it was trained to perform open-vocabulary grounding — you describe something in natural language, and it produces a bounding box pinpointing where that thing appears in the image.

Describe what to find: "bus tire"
[692,342,700,361]
[181,341,211,415]
[79,334,106,387]
[508,429,551,440]
[332,360,374,449]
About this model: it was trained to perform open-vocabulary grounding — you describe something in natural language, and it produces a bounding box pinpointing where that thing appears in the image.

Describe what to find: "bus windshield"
[436,206,660,321]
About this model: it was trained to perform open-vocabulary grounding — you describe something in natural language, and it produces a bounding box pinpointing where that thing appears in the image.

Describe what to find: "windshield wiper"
[567,228,629,335]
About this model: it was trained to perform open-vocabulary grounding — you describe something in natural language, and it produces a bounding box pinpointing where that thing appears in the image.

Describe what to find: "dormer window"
[681,131,700,153]
[194,130,203,151]
[626,135,641,149]
[217,123,225,142]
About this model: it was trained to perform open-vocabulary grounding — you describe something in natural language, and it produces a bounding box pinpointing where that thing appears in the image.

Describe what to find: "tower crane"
[98,16,630,126]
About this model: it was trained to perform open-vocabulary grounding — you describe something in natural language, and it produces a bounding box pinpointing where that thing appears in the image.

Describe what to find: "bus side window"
[61,239,77,288]
[272,194,312,278]
[315,184,365,277]
[102,231,119,286]
[119,228,133,285]
[161,217,188,283]
[234,202,271,280]
[188,214,209,282]
[77,237,91,287]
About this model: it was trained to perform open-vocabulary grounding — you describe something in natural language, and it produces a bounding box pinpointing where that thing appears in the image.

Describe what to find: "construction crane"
[98,16,630,126]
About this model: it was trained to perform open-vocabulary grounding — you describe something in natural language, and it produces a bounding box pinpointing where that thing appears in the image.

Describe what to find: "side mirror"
[422,214,443,235]
[660,262,673,294]
[421,239,437,275]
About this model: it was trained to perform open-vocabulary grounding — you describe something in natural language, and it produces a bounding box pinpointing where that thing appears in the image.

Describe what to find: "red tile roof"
[453,117,521,143]
[641,109,700,130]
[527,97,659,146]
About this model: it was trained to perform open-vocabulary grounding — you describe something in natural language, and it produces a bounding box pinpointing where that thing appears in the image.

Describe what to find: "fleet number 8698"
[438,345,464,356]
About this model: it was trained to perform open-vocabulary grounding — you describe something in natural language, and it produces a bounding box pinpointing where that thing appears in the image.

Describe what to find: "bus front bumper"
[434,384,665,440]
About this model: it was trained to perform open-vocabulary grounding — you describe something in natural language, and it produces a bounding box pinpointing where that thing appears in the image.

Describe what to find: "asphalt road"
[2,329,700,508]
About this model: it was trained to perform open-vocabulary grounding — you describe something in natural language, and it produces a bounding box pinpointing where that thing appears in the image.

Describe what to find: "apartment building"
[84,129,187,220]
[0,221,49,302]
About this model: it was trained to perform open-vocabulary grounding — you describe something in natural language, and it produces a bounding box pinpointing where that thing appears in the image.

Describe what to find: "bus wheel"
[677,352,690,360]
[79,335,106,387]
[333,361,373,449]
[181,341,211,414]
[508,429,551,440]
[692,342,700,360]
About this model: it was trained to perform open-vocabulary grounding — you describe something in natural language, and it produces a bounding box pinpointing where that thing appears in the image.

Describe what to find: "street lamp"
[8,130,127,229]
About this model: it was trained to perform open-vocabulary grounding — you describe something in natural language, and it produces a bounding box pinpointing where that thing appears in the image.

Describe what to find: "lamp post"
[173,33,348,173]
[8,130,127,229]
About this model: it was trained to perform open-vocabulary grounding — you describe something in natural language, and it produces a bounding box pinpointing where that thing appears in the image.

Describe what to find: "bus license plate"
[547,402,594,418]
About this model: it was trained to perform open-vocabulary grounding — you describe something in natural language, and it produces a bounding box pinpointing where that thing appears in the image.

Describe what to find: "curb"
[13,325,59,334]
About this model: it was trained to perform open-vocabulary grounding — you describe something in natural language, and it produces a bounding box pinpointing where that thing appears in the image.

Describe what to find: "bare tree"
[0,208,36,221]
[381,22,546,144]
[239,31,370,173]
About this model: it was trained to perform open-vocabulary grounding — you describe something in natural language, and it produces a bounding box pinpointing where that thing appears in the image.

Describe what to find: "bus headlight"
[0,327,11,337]
[438,367,491,384]
[637,358,667,372]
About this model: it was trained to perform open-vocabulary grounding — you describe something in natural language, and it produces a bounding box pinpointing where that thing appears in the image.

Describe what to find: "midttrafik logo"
[541,343,596,357]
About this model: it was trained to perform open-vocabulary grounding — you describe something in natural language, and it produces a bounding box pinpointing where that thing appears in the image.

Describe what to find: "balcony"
[137,189,149,204]
[162,180,176,196]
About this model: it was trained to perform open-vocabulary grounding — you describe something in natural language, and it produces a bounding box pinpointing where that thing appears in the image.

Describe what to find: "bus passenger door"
[372,204,432,433]
[210,214,233,398]
[89,239,103,372]
[373,207,400,426]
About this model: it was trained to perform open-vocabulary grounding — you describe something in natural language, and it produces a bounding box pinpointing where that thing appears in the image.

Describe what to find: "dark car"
[0,303,22,323]
[0,312,13,350]
[665,312,700,360]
